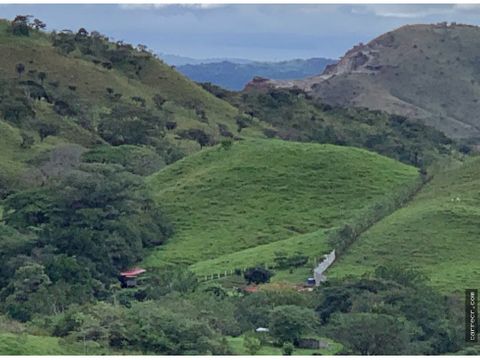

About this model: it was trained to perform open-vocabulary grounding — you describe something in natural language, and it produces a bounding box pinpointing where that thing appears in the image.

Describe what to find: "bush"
[177,129,213,148]
[282,342,294,355]
[20,132,34,149]
[243,333,262,355]
[36,122,59,141]
[244,266,272,284]
[220,139,233,151]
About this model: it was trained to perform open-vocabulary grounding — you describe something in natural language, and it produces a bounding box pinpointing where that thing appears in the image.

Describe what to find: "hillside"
[265,23,480,141]
[145,139,420,268]
[177,58,336,91]
[215,85,457,168]
[0,18,267,196]
[328,156,480,292]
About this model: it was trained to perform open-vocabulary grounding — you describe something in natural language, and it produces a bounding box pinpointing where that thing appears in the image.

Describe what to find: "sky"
[2,4,480,62]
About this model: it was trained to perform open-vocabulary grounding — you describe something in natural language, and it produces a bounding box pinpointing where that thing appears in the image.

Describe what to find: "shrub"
[35,122,59,141]
[218,123,233,138]
[244,266,272,284]
[220,139,233,151]
[244,333,262,355]
[20,132,34,149]
[282,342,294,355]
[177,129,213,148]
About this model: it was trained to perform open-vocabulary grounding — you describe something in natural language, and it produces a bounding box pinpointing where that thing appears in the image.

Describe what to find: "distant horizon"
[2,4,480,61]
[159,52,339,66]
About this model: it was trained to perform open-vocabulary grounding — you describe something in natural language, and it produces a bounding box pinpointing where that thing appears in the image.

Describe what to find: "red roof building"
[119,267,146,288]
[120,268,146,278]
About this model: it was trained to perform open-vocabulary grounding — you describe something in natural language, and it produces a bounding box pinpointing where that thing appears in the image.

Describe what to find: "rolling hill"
[177,58,336,91]
[144,139,421,270]
[265,23,480,141]
[328,156,480,292]
[0,18,267,196]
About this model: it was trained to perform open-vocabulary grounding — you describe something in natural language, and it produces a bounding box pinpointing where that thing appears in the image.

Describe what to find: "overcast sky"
[2,4,480,61]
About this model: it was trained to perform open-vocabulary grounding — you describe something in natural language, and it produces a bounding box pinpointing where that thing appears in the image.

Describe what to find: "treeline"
[202,84,462,168]
[328,172,426,254]
[0,264,465,355]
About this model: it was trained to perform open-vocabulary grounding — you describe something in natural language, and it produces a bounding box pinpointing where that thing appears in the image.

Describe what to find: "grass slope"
[329,156,480,292]
[0,332,77,355]
[190,229,328,276]
[0,19,246,139]
[145,139,420,268]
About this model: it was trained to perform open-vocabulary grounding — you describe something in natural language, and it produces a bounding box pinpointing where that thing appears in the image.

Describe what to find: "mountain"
[158,53,254,66]
[177,58,336,90]
[263,23,480,141]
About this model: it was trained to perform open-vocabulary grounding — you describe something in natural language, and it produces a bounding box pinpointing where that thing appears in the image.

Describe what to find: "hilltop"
[144,139,420,268]
[177,57,336,91]
[263,23,480,141]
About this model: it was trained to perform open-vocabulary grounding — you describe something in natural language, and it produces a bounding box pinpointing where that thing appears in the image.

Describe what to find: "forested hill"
[0,17,269,197]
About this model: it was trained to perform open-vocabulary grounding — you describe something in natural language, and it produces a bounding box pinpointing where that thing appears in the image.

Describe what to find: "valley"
[0,14,478,356]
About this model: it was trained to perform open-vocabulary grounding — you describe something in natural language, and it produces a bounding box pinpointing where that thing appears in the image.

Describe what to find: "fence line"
[198,174,428,284]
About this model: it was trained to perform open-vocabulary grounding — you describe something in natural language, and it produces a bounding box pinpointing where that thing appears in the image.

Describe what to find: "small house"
[119,267,146,288]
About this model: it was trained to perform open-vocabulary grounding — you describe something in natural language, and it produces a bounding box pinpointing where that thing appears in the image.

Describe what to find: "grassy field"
[0,333,78,355]
[328,156,480,292]
[190,229,328,277]
[225,335,343,355]
[145,139,420,270]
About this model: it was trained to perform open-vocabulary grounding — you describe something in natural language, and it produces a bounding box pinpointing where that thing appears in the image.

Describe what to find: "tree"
[244,266,272,285]
[235,114,253,133]
[326,312,412,355]
[98,104,166,147]
[36,122,59,141]
[4,262,52,321]
[32,18,46,31]
[177,128,213,148]
[11,15,31,36]
[15,63,25,79]
[37,71,47,85]
[4,163,172,280]
[268,305,318,344]
[243,332,262,355]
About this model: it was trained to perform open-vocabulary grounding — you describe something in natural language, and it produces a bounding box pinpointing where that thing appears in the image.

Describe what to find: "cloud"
[119,4,224,11]
[351,4,457,19]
